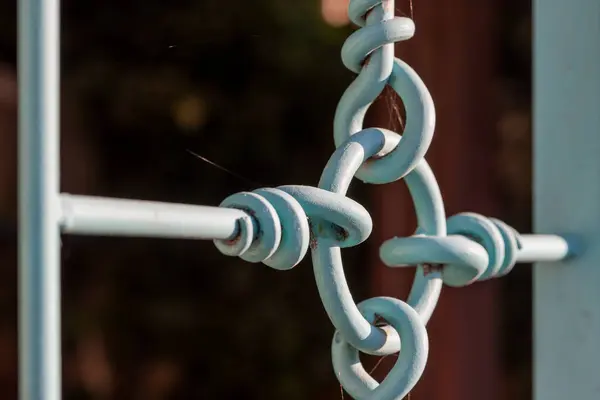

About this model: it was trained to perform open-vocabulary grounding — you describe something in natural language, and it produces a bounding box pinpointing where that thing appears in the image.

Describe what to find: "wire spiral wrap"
[334,1,434,185]
[381,213,523,288]
[214,186,372,270]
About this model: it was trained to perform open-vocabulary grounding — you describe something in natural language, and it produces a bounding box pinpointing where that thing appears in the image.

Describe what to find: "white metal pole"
[533,1,600,399]
[517,235,571,263]
[18,0,62,398]
[60,194,247,240]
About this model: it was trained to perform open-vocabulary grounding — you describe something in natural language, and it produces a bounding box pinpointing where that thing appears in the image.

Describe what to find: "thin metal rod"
[18,0,61,398]
[60,194,248,240]
[517,234,572,263]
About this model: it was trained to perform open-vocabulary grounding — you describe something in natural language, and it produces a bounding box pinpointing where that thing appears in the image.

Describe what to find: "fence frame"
[16,0,596,399]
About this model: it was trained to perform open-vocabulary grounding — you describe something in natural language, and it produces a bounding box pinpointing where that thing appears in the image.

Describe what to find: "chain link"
[214,1,532,398]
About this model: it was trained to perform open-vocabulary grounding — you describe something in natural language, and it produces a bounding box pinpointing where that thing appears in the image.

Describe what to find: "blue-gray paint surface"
[18,0,62,399]
[534,0,600,398]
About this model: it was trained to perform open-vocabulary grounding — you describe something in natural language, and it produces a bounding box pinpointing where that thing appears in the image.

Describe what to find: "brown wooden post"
[369,1,504,399]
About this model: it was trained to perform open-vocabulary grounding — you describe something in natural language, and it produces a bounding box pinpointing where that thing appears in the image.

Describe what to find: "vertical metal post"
[533,1,600,399]
[18,0,62,398]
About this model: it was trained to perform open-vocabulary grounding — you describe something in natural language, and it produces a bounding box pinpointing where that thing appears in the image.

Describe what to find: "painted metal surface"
[16,0,584,398]
[18,0,62,399]
[533,0,599,399]
[60,194,248,240]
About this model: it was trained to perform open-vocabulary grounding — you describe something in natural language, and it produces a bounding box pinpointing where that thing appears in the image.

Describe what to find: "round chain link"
[316,129,446,349]
[332,297,428,400]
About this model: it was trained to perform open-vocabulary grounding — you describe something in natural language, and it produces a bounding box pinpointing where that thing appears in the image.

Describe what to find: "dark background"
[0,0,532,399]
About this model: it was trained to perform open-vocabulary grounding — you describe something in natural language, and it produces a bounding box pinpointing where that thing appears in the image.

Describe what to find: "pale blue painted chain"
[213,1,527,399]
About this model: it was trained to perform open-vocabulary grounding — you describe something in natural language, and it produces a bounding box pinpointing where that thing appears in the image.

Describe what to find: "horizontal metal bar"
[60,194,250,240]
[517,234,574,263]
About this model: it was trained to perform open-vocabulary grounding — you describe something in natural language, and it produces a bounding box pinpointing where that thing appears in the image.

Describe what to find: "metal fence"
[17,0,599,399]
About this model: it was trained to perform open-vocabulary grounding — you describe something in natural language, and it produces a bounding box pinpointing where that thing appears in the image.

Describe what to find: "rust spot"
[308,219,318,250]
[224,235,241,246]
[422,263,443,276]
[309,235,318,250]
[222,206,258,247]
[334,225,349,242]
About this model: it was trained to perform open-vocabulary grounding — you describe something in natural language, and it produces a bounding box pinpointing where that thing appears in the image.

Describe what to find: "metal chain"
[212,1,571,398]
